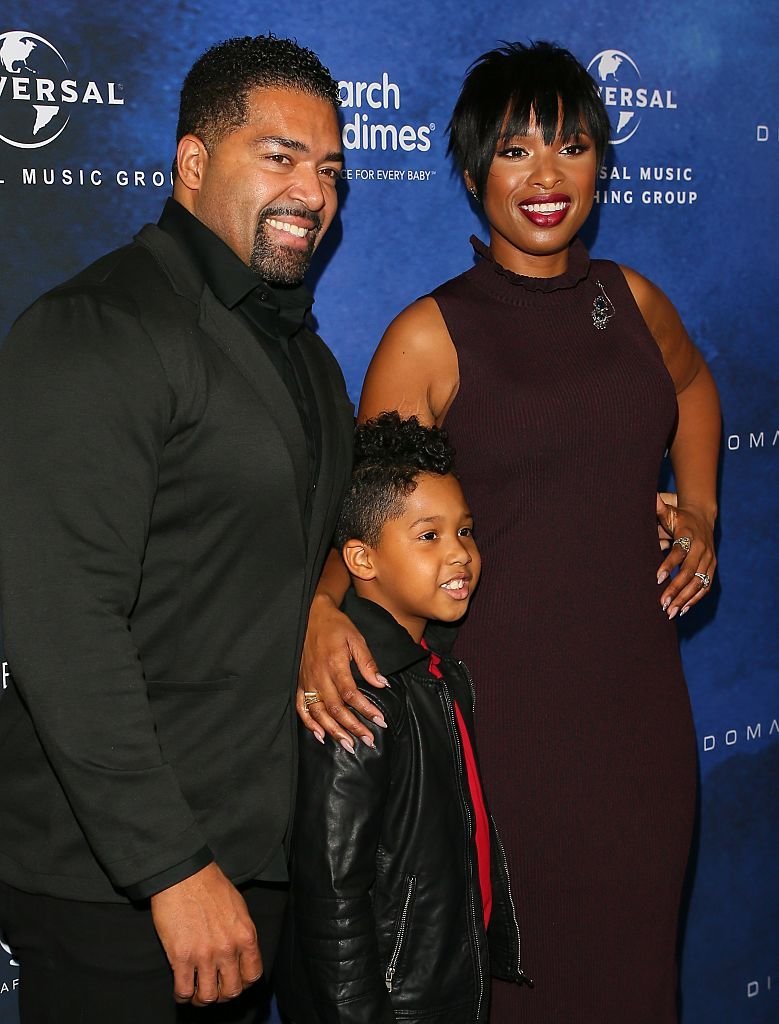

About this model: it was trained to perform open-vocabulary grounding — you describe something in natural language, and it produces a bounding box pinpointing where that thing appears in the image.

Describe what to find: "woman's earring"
[469,186,479,202]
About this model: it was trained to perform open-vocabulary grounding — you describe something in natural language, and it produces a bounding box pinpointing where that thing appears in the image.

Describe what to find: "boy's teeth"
[442,579,465,590]
[267,218,308,237]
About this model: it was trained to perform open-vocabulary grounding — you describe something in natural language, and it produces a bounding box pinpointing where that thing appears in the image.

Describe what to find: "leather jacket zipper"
[385,873,417,992]
[440,683,485,1020]
[492,819,533,987]
[457,659,477,712]
[452,663,531,990]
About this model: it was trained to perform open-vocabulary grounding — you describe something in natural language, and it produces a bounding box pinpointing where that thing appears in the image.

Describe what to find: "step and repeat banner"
[0,0,776,1020]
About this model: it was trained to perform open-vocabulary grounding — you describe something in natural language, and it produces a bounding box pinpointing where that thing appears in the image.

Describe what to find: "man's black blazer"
[0,221,354,901]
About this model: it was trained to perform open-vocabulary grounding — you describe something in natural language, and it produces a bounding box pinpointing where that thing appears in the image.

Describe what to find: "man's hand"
[150,862,262,1006]
[297,593,388,751]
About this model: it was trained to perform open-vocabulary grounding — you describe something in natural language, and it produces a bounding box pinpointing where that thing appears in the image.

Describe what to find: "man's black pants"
[0,879,287,1023]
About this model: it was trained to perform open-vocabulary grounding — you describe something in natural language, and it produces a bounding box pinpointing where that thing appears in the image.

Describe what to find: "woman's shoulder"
[616,265,684,340]
[611,264,698,380]
[360,298,459,425]
[617,264,666,309]
[382,295,451,343]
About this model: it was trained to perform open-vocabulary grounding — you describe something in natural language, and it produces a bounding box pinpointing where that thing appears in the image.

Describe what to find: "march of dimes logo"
[336,73,436,184]
[0,29,123,149]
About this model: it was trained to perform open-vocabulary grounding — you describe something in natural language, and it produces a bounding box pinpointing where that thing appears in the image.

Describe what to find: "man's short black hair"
[447,41,610,200]
[176,34,341,151]
[335,412,455,549]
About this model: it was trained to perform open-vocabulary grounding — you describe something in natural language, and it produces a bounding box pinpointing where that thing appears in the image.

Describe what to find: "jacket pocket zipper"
[385,874,417,992]
[492,818,533,987]
[441,685,485,1020]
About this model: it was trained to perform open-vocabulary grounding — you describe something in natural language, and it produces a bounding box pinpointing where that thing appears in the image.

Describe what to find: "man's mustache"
[258,206,322,236]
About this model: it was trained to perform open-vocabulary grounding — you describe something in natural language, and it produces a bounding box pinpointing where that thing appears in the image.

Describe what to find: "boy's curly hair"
[334,411,455,548]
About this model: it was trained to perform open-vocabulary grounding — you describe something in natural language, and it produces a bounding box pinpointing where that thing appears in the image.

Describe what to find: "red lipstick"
[518,192,571,228]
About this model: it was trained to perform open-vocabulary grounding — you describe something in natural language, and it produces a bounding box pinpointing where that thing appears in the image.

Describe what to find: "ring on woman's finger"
[672,536,692,554]
[303,690,321,710]
[694,572,711,588]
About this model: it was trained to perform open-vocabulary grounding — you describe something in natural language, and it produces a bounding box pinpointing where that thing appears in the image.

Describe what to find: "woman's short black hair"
[335,412,455,549]
[176,34,340,151]
[447,41,610,200]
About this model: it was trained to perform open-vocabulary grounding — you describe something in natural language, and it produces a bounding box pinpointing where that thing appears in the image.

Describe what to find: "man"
[0,35,355,1023]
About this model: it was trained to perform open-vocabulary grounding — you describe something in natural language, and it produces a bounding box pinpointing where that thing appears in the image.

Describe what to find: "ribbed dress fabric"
[431,237,696,1023]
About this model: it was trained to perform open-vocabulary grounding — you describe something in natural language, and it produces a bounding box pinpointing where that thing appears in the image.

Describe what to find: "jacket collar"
[341,588,457,679]
[158,197,260,308]
[133,218,310,539]
[157,198,314,338]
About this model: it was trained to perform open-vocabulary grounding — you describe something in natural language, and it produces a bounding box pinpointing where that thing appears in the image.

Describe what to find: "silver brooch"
[592,280,615,330]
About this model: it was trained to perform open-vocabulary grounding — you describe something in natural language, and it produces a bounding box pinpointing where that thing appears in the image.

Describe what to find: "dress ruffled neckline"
[470,235,591,293]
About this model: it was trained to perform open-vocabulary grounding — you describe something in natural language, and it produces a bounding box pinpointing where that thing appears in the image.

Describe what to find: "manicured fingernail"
[657,571,668,585]
[372,715,387,729]
[662,598,671,612]
[339,737,356,754]
[314,730,325,744]
[680,606,689,617]
[668,606,679,620]
[376,674,389,687]
[360,734,376,749]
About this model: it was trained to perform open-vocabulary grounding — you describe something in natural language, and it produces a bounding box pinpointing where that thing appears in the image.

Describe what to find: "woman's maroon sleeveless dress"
[432,238,696,1022]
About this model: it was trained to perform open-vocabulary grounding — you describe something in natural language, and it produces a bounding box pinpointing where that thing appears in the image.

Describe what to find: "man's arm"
[0,289,261,1002]
[0,290,205,880]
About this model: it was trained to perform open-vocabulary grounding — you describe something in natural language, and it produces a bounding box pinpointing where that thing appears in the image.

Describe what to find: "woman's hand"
[655,497,716,618]
[656,492,677,550]
[296,593,389,751]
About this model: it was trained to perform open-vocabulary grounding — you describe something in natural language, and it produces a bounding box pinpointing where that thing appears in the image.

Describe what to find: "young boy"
[277,413,531,1023]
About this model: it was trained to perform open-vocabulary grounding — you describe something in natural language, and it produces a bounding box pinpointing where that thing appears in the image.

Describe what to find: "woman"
[299,42,719,1022]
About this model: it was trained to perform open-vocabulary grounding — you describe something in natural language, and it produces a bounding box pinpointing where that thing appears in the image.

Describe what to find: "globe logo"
[587,49,643,146]
[0,31,71,148]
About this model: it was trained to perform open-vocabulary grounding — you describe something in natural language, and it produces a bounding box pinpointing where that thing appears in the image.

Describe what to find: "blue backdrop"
[1,1,777,1020]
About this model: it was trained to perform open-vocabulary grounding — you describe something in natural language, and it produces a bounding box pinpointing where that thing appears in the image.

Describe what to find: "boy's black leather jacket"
[276,591,531,1024]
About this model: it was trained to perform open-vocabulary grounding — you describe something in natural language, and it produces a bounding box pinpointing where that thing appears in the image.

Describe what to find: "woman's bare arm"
[359,297,459,425]
[623,267,720,617]
[299,298,458,744]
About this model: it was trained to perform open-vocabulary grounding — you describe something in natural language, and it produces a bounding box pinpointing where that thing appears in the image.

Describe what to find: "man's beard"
[249,206,322,285]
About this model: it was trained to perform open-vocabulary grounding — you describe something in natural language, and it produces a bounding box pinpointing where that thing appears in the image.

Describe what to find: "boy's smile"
[354,472,481,643]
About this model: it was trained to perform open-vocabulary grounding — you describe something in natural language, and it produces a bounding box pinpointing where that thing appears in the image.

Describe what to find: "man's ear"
[342,540,377,581]
[175,134,209,193]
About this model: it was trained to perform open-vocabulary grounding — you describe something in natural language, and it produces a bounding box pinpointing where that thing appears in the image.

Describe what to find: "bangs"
[500,94,590,148]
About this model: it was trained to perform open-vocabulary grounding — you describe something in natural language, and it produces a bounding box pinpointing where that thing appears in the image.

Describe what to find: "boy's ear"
[342,539,377,581]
